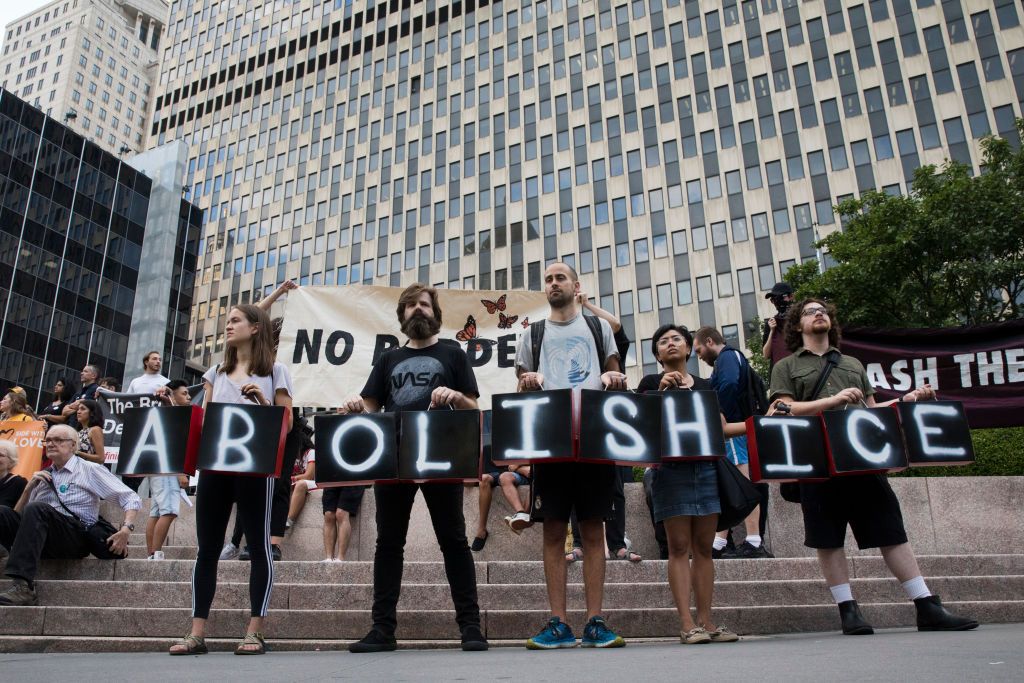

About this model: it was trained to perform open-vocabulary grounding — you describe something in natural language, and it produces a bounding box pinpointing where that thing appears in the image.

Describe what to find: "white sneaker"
[152,550,165,560]
[506,512,533,534]
[219,543,240,560]
[320,558,334,563]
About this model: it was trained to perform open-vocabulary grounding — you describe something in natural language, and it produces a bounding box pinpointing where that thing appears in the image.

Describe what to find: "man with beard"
[515,262,627,649]
[339,283,487,653]
[769,298,977,635]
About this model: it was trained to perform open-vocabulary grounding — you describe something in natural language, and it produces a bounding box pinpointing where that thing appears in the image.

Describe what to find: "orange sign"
[0,420,46,478]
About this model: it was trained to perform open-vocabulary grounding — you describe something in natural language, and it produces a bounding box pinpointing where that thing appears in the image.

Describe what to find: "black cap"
[765,282,794,299]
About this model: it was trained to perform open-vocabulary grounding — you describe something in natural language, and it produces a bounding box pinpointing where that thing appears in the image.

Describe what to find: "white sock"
[829,583,854,604]
[746,535,762,548]
[713,536,728,551]
[902,576,931,601]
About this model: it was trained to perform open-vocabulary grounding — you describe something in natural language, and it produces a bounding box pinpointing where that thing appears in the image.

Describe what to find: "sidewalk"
[1,624,1019,682]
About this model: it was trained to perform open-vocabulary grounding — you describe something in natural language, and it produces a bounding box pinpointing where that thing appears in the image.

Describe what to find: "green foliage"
[895,427,1024,477]
[744,316,771,383]
[788,128,1024,327]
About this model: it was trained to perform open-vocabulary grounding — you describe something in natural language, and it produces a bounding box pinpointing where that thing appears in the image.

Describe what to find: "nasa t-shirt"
[360,341,480,413]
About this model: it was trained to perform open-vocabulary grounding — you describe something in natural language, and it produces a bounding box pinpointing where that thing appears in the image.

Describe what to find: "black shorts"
[322,486,367,516]
[799,475,908,550]
[530,461,616,523]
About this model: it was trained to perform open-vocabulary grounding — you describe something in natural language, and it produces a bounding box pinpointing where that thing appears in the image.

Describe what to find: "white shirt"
[125,373,170,395]
[29,455,142,526]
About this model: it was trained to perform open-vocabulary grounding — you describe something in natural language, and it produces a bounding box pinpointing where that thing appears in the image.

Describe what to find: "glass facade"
[0,88,199,407]
[152,0,1024,378]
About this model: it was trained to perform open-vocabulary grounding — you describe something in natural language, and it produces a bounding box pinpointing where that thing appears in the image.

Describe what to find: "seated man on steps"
[469,446,532,551]
[769,298,978,636]
[0,424,141,606]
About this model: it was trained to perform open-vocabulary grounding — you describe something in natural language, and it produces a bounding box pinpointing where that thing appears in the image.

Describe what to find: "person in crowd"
[339,283,487,653]
[62,365,102,429]
[515,262,627,649]
[125,351,171,395]
[221,287,305,563]
[1,391,36,422]
[74,399,105,466]
[693,327,770,559]
[168,304,294,656]
[146,380,191,560]
[769,298,978,636]
[761,282,795,369]
[286,448,316,533]
[566,292,639,564]
[99,378,120,392]
[37,378,76,427]
[637,324,739,645]
[0,424,141,606]
[469,448,532,551]
[0,441,28,509]
[321,485,367,563]
[641,468,668,560]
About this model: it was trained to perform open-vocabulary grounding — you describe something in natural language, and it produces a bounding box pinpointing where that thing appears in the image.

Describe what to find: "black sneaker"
[712,547,724,559]
[349,629,398,653]
[271,544,282,561]
[238,546,251,561]
[461,625,489,651]
[734,541,772,558]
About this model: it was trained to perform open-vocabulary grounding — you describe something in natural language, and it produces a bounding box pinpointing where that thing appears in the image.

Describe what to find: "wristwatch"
[121,523,135,532]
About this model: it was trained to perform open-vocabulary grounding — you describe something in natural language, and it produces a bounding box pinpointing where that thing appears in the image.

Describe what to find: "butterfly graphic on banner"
[497,312,518,329]
[455,315,496,352]
[480,294,507,314]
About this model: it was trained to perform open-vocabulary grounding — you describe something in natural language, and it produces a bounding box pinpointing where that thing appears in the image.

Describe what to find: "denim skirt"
[651,460,720,522]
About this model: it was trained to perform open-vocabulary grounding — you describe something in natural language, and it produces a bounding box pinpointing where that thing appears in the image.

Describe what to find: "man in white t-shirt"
[125,351,170,395]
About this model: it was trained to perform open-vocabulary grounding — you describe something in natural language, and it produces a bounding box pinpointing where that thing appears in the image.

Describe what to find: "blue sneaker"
[581,616,625,648]
[526,617,577,649]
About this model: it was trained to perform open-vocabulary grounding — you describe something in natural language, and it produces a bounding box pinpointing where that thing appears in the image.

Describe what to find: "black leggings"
[192,471,275,619]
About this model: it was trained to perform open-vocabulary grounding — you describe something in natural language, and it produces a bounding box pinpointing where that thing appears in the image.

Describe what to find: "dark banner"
[841,319,1024,429]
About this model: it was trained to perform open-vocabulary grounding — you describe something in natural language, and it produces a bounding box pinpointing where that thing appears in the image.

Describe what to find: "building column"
[148,19,157,49]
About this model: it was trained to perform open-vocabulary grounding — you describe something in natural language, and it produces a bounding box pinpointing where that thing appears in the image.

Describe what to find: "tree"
[785,127,1024,327]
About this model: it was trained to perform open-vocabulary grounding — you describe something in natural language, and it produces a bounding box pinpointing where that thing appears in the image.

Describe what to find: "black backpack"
[728,349,770,419]
[530,316,606,374]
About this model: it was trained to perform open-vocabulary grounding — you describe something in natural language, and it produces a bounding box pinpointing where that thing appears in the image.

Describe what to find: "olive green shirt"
[768,346,875,404]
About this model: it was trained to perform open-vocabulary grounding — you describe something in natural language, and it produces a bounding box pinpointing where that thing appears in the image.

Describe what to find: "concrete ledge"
[99,476,1024,561]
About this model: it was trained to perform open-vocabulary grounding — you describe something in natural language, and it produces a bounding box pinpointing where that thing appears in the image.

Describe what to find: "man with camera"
[0,424,141,606]
[762,282,795,368]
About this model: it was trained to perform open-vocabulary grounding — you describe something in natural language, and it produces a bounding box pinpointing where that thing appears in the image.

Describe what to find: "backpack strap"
[530,319,546,372]
[583,314,607,369]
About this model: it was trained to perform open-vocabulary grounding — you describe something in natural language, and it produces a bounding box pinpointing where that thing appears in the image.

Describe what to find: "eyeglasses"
[801,306,828,317]
[42,438,75,445]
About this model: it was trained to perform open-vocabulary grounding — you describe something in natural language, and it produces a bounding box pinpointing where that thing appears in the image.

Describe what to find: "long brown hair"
[784,298,841,351]
[3,391,35,418]
[220,304,276,377]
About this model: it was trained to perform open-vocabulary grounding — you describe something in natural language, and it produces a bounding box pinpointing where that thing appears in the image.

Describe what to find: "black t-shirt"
[360,341,480,413]
[636,372,713,394]
[0,473,27,508]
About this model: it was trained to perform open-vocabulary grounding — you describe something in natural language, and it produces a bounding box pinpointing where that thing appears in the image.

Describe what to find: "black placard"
[660,389,727,461]
[746,415,831,482]
[491,389,575,465]
[115,405,203,475]
[896,401,975,466]
[398,409,482,482]
[196,403,288,476]
[314,413,398,486]
[821,408,909,475]
[577,390,662,465]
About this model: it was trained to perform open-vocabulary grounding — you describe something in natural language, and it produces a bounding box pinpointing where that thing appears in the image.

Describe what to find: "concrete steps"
[1,554,1021,651]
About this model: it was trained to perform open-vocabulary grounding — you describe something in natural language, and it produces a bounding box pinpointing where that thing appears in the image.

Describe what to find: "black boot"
[838,600,874,635]
[914,595,979,631]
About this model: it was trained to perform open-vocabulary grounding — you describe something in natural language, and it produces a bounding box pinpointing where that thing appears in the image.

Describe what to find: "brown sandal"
[235,632,267,655]
[169,634,208,656]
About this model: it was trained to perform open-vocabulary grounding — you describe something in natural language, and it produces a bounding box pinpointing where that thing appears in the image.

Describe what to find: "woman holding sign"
[169,304,293,656]
[637,324,739,645]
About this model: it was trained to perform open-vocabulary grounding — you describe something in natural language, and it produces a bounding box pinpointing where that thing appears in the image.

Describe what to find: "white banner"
[278,286,550,410]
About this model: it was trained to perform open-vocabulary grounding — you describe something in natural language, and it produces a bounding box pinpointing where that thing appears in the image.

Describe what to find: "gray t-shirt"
[202,362,294,405]
[514,314,618,391]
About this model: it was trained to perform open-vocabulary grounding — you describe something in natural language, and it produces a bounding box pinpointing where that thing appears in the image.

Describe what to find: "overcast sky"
[0,0,58,46]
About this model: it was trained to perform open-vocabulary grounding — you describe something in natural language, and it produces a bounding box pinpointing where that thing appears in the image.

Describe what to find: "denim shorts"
[149,475,181,517]
[725,435,749,466]
[484,470,530,487]
[650,460,720,522]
